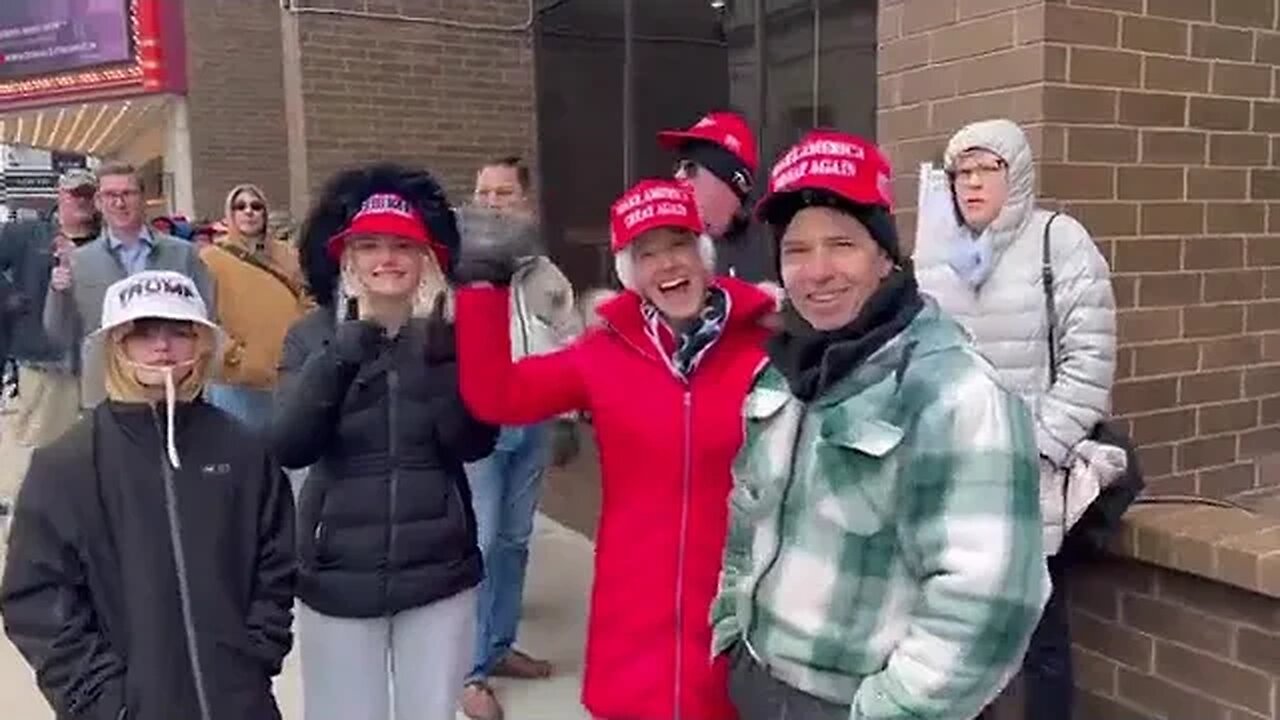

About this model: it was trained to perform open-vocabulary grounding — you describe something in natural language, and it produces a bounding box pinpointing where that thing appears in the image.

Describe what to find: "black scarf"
[767,269,925,402]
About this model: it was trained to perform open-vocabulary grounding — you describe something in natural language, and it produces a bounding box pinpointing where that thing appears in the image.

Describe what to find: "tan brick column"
[879,0,1280,500]
[182,1,290,220]
[279,1,536,210]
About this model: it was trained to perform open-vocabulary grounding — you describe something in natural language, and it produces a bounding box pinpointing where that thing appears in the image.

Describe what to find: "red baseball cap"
[657,111,758,176]
[327,193,448,268]
[610,179,704,253]
[756,130,894,223]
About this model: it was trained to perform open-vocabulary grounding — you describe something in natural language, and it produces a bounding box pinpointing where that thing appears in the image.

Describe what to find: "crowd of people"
[0,109,1129,720]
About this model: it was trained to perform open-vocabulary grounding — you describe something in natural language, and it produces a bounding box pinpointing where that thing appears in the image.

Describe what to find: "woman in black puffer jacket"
[271,164,497,720]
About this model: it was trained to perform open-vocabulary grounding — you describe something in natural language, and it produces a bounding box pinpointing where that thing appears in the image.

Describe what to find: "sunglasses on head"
[234,200,265,212]
[66,185,96,199]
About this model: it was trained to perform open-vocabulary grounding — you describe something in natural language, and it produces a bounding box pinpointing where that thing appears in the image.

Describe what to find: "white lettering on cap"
[773,140,865,181]
[359,194,414,218]
[616,185,686,216]
[623,199,689,229]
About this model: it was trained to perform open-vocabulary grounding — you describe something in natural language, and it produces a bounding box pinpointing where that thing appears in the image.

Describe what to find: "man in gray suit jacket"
[43,162,214,409]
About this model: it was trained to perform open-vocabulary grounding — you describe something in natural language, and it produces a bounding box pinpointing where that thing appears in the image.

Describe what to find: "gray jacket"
[43,229,214,407]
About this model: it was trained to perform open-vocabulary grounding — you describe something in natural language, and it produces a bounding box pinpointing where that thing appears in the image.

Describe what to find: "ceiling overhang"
[0,93,169,157]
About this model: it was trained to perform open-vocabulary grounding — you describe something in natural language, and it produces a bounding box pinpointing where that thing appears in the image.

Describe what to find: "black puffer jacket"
[272,307,497,618]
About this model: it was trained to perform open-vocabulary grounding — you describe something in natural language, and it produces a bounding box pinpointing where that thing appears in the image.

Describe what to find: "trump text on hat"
[116,276,197,307]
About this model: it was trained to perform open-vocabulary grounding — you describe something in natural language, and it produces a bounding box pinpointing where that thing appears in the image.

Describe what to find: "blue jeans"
[465,423,550,681]
[205,383,274,432]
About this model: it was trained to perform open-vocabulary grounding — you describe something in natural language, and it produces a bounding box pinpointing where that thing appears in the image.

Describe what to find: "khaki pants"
[0,366,80,500]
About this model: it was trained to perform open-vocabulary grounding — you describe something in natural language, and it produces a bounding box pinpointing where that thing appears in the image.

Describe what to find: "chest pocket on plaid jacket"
[815,417,903,536]
[731,387,795,521]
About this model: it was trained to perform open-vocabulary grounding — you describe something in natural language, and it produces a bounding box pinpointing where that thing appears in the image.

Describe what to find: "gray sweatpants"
[299,588,477,720]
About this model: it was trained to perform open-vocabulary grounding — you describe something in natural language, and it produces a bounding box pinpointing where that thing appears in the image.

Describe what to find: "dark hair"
[483,155,531,192]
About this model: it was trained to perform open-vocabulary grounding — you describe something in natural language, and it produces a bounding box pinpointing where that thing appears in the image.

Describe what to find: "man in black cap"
[657,110,777,283]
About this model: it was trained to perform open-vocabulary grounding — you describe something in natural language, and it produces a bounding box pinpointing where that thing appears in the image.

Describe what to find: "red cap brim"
[657,130,699,152]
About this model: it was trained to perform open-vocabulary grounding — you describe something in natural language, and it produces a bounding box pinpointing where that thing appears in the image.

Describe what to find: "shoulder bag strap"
[215,241,305,301]
[1042,212,1062,387]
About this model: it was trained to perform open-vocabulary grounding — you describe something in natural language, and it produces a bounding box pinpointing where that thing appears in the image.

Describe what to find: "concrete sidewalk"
[0,513,594,720]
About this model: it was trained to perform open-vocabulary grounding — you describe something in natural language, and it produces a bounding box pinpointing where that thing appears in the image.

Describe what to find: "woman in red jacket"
[453,179,772,720]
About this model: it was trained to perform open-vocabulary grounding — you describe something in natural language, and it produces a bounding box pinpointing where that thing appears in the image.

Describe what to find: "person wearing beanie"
[271,163,498,720]
[711,130,1048,720]
[452,179,774,720]
[658,109,777,282]
[914,118,1123,720]
[201,183,308,430]
[1,270,296,720]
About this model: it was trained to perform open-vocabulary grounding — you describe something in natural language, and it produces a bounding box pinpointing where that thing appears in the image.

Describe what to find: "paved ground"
[0,513,594,720]
[0,403,602,720]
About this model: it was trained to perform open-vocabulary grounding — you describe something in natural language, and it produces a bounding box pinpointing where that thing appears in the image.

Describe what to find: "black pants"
[979,556,1073,720]
[726,642,848,720]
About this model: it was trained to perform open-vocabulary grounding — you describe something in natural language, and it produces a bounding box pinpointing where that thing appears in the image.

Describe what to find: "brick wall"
[282,0,536,212]
[878,0,1280,496]
[182,0,290,220]
[1068,556,1280,719]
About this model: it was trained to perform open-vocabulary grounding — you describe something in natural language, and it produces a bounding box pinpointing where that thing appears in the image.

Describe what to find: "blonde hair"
[339,242,454,320]
[104,323,219,403]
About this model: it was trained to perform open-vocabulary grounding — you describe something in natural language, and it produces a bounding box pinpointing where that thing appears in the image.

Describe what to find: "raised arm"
[270,316,369,469]
[456,285,591,425]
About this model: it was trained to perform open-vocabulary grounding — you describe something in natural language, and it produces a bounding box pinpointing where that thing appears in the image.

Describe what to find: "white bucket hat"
[84,270,225,468]
[86,270,224,365]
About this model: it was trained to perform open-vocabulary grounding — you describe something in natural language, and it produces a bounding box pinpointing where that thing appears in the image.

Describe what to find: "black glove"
[550,418,580,468]
[454,205,538,286]
[453,254,520,286]
[332,319,384,367]
[424,293,456,364]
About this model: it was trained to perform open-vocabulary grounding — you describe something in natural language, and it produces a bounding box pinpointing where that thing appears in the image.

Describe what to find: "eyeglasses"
[99,189,140,203]
[948,161,1007,183]
[233,200,265,212]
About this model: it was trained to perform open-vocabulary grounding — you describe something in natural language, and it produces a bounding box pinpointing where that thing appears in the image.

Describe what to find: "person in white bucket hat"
[1,269,296,720]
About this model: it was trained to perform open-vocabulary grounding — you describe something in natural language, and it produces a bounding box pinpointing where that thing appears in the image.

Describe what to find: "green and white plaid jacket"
[711,301,1049,720]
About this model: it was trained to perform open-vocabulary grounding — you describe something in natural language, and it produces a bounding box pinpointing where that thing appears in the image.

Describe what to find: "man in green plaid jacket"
[711,130,1049,720]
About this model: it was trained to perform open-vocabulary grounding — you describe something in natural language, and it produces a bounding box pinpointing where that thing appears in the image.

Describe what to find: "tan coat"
[200,235,307,389]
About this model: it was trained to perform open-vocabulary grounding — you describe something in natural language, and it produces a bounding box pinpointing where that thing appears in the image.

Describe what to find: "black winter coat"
[714,217,777,283]
[272,308,497,618]
[0,402,296,720]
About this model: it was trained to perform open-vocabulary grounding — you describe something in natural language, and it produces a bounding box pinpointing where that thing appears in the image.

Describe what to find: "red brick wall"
[878,0,1280,496]
[283,1,536,209]
[1069,556,1280,719]
[182,0,290,220]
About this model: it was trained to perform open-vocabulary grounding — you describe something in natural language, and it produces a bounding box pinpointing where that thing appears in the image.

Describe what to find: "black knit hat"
[765,187,902,265]
[680,140,754,201]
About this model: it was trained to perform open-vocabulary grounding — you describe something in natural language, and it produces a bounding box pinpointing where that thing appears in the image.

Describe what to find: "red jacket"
[456,278,772,720]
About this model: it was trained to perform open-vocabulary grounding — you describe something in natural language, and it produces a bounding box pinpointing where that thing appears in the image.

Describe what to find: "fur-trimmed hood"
[298,163,460,307]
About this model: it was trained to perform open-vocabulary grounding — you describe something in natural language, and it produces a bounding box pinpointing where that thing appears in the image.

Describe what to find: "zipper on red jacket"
[603,317,693,720]
[673,389,692,720]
